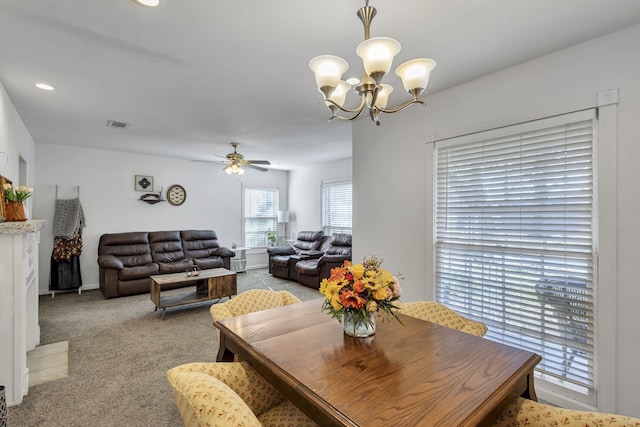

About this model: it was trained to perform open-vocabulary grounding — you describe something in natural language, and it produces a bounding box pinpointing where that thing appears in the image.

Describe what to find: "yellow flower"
[350,263,365,280]
[330,295,343,311]
[373,287,388,301]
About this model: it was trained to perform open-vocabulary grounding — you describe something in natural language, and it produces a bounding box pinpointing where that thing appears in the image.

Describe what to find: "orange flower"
[339,290,367,310]
[353,279,365,293]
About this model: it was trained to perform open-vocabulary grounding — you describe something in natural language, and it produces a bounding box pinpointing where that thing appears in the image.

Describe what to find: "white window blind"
[322,180,352,235]
[244,186,278,247]
[435,111,596,399]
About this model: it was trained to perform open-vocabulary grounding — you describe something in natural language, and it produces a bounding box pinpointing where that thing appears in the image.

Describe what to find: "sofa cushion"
[182,230,221,260]
[158,259,193,274]
[292,231,324,251]
[120,263,159,281]
[270,255,291,268]
[295,260,317,275]
[149,231,185,263]
[98,232,152,266]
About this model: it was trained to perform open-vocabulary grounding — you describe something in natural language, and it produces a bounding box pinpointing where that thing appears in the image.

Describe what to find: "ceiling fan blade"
[246,160,271,165]
[192,159,225,164]
[246,164,269,172]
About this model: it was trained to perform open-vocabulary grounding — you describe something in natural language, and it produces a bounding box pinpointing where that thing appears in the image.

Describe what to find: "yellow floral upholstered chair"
[210,289,301,322]
[396,301,488,337]
[167,361,317,427]
[494,397,640,426]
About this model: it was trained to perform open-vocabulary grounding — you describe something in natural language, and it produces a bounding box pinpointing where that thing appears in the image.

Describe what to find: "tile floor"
[27,341,69,387]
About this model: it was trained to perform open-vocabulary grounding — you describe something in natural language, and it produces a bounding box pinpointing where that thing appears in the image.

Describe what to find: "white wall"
[288,157,352,235]
[353,107,430,302]
[33,143,289,293]
[352,23,640,416]
[0,81,35,208]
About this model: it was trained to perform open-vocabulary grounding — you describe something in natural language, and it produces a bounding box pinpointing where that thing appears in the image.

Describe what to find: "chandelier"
[309,1,436,126]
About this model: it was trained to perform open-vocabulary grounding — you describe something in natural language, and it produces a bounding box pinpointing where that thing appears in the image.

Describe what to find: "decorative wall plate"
[167,184,186,206]
[135,175,154,191]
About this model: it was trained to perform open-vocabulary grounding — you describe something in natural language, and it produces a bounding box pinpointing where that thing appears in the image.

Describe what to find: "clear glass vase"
[343,311,376,337]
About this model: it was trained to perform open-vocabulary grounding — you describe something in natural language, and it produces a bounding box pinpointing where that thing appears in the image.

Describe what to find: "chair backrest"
[167,361,283,427]
[494,397,640,426]
[210,289,301,322]
[325,233,352,256]
[292,231,324,252]
[397,301,488,337]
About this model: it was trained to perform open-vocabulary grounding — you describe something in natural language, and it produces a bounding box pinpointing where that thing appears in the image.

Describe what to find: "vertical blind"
[322,180,352,235]
[244,186,278,247]
[434,112,596,398]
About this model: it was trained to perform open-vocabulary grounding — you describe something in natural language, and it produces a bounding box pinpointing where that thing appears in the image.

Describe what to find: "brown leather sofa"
[266,231,325,280]
[295,233,352,289]
[97,230,234,299]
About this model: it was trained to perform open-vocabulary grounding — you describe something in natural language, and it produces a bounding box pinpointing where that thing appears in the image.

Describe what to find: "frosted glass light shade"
[324,81,350,107]
[225,164,245,175]
[374,84,393,109]
[395,58,437,93]
[309,55,349,90]
[356,37,401,77]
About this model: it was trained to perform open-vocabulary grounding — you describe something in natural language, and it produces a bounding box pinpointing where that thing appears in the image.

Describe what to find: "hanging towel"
[52,198,86,239]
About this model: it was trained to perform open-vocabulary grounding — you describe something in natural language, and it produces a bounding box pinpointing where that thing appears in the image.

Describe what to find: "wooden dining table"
[214,298,542,427]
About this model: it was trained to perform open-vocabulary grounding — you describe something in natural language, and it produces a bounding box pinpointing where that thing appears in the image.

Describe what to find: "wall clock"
[166,184,186,206]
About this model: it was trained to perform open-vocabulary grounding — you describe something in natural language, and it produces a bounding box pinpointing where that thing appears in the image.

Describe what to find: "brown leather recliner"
[97,230,234,299]
[267,231,325,280]
[295,233,352,289]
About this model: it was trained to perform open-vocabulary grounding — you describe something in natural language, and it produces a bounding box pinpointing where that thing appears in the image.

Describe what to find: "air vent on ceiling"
[107,120,129,129]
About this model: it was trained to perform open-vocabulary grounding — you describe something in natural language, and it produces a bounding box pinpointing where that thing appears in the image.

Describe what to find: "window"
[434,110,596,403]
[322,180,352,235]
[244,186,278,247]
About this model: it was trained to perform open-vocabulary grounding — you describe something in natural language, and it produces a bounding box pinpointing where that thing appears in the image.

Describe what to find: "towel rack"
[55,185,80,200]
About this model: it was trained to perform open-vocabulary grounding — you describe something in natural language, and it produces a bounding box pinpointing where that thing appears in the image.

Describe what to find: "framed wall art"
[135,175,154,192]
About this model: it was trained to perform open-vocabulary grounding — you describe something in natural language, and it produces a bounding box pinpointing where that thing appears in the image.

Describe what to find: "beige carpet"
[7,268,320,427]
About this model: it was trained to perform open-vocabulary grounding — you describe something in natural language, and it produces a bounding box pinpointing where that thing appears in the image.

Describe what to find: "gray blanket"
[52,198,86,239]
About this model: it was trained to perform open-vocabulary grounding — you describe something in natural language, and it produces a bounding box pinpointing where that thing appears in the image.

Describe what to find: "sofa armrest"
[212,247,236,258]
[298,250,324,259]
[267,246,295,256]
[97,255,124,270]
[318,254,350,267]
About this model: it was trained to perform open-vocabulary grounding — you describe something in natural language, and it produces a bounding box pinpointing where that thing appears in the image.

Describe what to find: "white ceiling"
[1,0,640,171]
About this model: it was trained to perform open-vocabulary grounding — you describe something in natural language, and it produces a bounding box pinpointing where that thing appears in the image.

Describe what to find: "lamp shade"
[374,84,393,109]
[395,58,437,94]
[356,37,401,78]
[277,211,290,223]
[324,81,350,108]
[309,55,349,91]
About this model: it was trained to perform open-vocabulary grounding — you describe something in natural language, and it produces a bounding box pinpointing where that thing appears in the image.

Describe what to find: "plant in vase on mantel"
[319,254,402,338]
[3,183,33,222]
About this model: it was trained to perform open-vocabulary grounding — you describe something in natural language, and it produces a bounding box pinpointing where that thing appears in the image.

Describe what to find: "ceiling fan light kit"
[222,142,270,175]
[309,0,437,125]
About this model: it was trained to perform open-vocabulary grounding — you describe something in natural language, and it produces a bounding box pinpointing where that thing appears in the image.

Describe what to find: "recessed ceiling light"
[133,0,160,7]
[35,83,55,91]
[346,77,360,86]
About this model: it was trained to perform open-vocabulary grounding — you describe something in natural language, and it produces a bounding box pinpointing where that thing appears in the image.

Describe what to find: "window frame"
[242,185,279,248]
[321,178,353,236]
[433,109,600,407]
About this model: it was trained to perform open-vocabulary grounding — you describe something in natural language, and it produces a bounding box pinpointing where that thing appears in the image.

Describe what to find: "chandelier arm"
[323,96,367,114]
[378,98,426,114]
[329,107,366,122]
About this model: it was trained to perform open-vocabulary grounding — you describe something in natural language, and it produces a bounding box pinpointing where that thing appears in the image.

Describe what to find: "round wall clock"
[166,184,186,206]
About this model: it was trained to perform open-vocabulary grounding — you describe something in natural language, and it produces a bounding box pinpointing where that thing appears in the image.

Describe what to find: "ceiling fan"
[218,142,271,174]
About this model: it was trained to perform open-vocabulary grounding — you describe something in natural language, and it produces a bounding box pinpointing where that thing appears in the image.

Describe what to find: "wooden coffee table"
[150,268,237,319]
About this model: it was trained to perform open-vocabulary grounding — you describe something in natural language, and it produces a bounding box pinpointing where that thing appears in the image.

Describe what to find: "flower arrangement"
[3,183,33,202]
[319,254,402,331]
